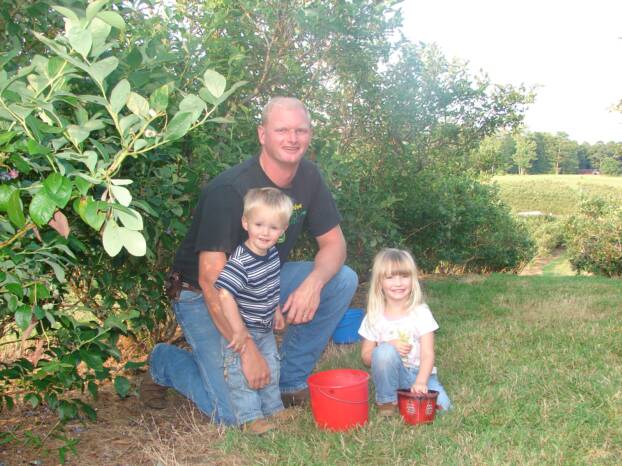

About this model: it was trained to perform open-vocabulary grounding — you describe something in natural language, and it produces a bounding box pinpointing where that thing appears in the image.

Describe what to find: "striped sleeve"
[215,256,248,298]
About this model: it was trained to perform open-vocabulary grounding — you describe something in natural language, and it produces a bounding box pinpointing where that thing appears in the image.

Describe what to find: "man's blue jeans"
[223,329,282,425]
[371,343,452,411]
[149,261,358,425]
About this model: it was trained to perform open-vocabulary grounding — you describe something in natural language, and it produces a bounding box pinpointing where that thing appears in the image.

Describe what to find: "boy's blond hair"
[243,187,293,227]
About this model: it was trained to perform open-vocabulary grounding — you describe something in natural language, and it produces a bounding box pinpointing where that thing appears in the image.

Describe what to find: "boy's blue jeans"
[149,262,358,425]
[372,342,452,411]
[223,329,282,425]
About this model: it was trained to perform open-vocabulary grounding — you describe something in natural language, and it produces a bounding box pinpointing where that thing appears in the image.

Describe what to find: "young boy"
[215,187,293,434]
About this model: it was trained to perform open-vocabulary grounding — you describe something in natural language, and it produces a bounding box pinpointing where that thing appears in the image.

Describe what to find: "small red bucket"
[307,369,369,431]
[397,389,439,425]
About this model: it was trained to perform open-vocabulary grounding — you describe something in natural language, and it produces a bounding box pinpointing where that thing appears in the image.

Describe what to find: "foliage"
[0,0,241,445]
[565,196,622,277]
[599,156,622,175]
[512,133,537,175]
[396,170,535,272]
[519,214,566,255]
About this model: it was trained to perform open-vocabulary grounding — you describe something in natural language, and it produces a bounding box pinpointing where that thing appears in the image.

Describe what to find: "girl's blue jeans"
[372,342,452,411]
[149,261,358,425]
[222,329,282,425]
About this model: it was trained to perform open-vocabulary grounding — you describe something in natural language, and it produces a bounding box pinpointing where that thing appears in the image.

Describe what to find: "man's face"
[258,105,312,166]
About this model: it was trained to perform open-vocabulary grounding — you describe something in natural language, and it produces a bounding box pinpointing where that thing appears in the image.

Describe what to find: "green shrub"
[397,170,535,272]
[565,197,622,277]
[520,215,566,255]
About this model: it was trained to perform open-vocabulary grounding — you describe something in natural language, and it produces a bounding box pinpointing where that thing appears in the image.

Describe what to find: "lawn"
[120,275,622,464]
[491,174,622,215]
[2,274,620,465]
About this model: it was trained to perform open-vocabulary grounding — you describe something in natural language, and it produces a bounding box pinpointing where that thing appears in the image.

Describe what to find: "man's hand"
[240,339,270,389]
[411,381,428,394]
[282,274,322,324]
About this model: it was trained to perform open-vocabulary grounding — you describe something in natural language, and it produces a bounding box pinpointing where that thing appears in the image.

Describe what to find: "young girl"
[358,248,451,416]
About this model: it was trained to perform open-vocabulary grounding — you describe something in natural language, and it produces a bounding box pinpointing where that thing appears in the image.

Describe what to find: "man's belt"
[165,271,201,299]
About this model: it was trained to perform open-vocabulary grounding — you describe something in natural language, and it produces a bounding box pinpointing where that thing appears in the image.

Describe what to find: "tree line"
[471,131,622,176]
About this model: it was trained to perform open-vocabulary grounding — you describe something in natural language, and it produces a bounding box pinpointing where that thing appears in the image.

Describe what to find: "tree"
[513,133,537,175]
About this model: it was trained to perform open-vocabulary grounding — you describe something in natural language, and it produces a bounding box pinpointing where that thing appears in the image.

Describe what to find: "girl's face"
[380,271,412,305]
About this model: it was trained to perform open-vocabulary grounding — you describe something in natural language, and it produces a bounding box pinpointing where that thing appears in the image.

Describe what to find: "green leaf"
[149,84,169,112]
[110,79,130,114]
[114,376,131,398]
[119,228,146,256]
[25,139,49,155]
[82,150,98,173]
[58,400,77,421]
[66,125,90,145]
[6,283,23,299]
[102,219,123,256]
[179,94,206,122]
[104,315,127,332]
[133,139,148,151]
[23,393,40,408]
[66,26,92,59]
[124,360,146,370]
[42,259,66,283]
[0,185,16,212]
[15,306,32,331]
[164,111,194,141]
[73,176,91,196]
[29,188,56,226]
[83,199,106,231]
[203,69,226,98]
[47,57,66,78]
[51,5,79,22]
[111,179,132,186]
[116,207,142,230]
[43,173,72,208]
[7,190,26,228]
[0,130,17,145]
[86,0,108,22]
[132,200,159,218]
[208,117,235,124]
[119,114,140,137]
[88,56,118,84]
[79,348,103,371]
[126,92,149,118]
[96,11,126,32]
[110,185,132,206]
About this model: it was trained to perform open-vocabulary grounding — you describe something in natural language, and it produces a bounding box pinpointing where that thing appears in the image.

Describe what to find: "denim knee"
[371,342,402,368]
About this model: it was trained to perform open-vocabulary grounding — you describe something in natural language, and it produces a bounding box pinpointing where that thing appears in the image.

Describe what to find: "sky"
[400,0,622,144]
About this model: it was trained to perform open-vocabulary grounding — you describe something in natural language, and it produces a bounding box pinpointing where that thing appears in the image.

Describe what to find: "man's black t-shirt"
[172,156,341,288]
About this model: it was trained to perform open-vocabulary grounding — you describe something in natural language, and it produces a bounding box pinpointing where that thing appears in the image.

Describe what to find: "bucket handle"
[317,388,368,404]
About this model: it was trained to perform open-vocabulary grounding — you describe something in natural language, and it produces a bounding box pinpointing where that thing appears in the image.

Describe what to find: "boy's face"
[242,207,287,255]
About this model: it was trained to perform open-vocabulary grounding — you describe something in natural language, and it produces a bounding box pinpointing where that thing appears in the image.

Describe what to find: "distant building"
[578,169,600,175]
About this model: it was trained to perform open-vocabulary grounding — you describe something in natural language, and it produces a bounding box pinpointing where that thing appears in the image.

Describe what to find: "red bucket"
[397,389,439,425]
[307,369,369,431]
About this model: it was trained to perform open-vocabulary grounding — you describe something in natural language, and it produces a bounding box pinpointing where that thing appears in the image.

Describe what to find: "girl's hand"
[227,330,250,353]
[389,339,412,356]
[411,382,428,394]
[274,306,285,331]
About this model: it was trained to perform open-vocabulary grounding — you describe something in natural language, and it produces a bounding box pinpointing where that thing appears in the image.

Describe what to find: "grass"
[134,274,622,465]
[491,174,622,215]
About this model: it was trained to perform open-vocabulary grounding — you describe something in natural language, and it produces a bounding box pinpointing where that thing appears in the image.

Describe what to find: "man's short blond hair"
[243,187,294,228]
[261,96,311,126]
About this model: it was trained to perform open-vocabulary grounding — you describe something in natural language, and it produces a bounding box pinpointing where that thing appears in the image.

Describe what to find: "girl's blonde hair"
[366,248,423,322]
[243,187,293,228]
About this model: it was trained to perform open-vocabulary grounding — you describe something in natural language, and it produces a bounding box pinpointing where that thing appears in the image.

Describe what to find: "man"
[141,97,358,425]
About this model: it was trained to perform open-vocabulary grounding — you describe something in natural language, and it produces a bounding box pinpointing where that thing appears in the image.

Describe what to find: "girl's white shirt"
[358,303,439,372]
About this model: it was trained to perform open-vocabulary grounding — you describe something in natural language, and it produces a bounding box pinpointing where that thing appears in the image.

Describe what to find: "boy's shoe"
[281,388,309,408]
[271,408,296,422]
[376,402,398,417]
[243,418,275,435]
[139,371,168,410]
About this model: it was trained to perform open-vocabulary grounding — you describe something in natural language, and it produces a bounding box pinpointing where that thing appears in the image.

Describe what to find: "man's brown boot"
[139,371,168,409]
[281,388,310,408]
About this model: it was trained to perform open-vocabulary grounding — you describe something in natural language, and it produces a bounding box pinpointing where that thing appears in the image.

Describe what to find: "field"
[492,174,622,215]
[2,274,621,465]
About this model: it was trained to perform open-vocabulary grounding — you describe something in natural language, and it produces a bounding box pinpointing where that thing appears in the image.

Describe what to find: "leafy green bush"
[520,215,566,255]
[397,170,535,272]
[565,197,622,277]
